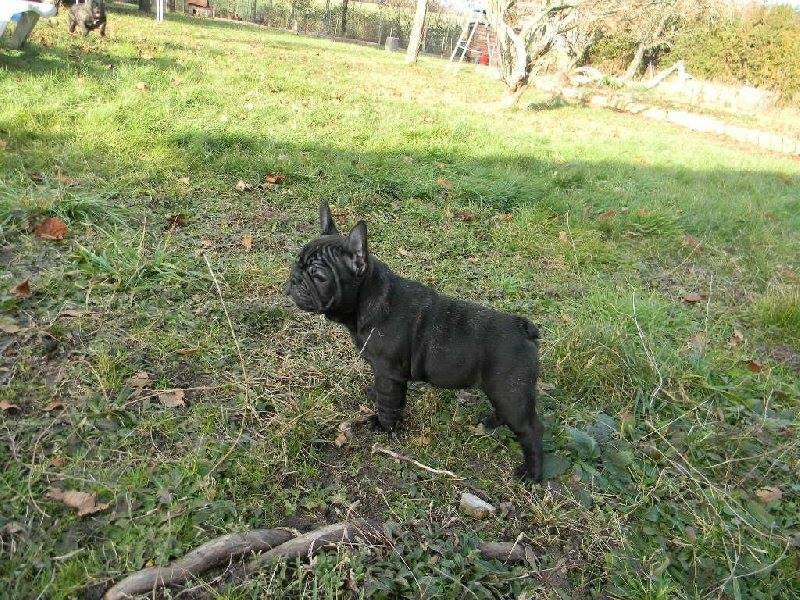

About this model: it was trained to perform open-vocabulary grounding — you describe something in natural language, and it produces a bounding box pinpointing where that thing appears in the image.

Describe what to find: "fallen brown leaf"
[165,214,187,230]
[682,292,705,303]
[54,172,77,186]
[51,455,66,468]
[434,161,446,170]
[744,359,764,373]
[355,405,376,423]
[135,81,149,91]
[235,179,253,192]
[2,521,24,535]
[59,308,85,318]
[468,423,487,435]
[455,210,474,222]
[558,231,569,243]
[129,371,151,389]
[170,77,183,87]
[436,177,453,189]
[755,486,782,503]
[0,318,22,333]
[178,176,190,185]
[619,408,634,435]
[598,210,617,221]
[29,172,44,183]
[0,400,20,413]
[467,256,480,263]
[623,230,642,238]
[264,173,285,184]
[636,208,650,217]
[334,421,353,447]
[158,389,186,408]
[683,234,702,250]
[13,279,31,299]
[493,213,513,223]
[686,332,708,350]
[200,239,213,249]
[242,234,253,251]
[398,247,412,257]
[727,329,744,348]
[44,400,64,411]
[46,488,109,517]
[35,217,68,241]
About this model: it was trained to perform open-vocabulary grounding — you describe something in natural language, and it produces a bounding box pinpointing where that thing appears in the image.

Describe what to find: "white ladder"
[448,10,487,66]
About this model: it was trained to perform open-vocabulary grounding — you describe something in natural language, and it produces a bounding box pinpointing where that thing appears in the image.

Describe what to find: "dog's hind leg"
[486,380,543,482]
[507,414,543,482]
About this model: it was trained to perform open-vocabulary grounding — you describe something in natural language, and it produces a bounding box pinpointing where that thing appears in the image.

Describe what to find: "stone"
[459,492,496,519]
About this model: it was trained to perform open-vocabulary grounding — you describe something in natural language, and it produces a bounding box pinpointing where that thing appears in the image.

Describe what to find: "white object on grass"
[0,0,57,48]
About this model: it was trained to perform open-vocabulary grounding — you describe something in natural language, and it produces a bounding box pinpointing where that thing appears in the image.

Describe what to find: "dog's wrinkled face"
[285,203,368,314]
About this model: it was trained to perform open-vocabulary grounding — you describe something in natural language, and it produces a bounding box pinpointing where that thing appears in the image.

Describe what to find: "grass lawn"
[1,4,799,598]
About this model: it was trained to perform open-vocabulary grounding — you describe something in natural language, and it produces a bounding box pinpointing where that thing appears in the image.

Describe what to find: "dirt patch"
[763,345,800,372]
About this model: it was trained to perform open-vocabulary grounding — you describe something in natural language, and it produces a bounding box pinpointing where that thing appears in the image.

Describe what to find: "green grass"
[2,5,799,599]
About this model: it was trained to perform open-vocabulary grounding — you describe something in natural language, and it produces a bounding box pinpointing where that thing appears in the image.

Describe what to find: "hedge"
[588,5,800,101]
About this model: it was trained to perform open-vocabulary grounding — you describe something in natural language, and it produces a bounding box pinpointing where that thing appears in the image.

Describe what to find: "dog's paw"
[367,414,396,433]
[514,464,543,483]
[481,411,502,429]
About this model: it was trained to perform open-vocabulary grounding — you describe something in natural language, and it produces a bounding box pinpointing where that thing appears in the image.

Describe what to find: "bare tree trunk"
[622,12,670,81]
[340,0,348,36]
[325,0,331,35]
[138,0,151,12]
[486,0,576,106]
[623,40,647,81]
[405,0,428,64]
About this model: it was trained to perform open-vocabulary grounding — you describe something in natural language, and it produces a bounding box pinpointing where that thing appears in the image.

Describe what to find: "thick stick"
[105,522,534,599]
[478,541,537,564]
[104,529,293,600]
[244,522,358,573]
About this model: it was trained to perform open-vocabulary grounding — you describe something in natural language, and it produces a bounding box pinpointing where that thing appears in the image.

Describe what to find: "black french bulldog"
[286,204,544,481]
[68,0,107,36]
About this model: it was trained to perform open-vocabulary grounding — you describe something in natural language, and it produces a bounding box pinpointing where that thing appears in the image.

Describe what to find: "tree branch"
[103,523,539,598]
[103,529,294,600]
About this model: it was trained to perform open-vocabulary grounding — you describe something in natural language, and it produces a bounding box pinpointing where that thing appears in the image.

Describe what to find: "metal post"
[156,0,164,21]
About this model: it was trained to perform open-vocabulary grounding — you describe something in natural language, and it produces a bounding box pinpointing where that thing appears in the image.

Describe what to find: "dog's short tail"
[519,317,540,341]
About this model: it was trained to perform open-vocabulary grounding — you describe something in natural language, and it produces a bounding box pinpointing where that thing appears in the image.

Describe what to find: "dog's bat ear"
[319,202,339,236]
[347,220,368,275]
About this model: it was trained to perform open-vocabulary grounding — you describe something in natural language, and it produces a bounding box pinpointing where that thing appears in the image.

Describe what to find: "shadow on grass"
[525,97,572,112]
[0,4,385,79]
[4,122,799,243]
[0,41,182,78]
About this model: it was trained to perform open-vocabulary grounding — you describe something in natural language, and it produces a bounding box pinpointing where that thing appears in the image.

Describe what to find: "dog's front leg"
[369,376,407,432]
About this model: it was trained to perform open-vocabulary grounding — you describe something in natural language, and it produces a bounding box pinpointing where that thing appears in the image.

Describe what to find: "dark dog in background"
[286,204,544,481]
[68,0,106,36]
